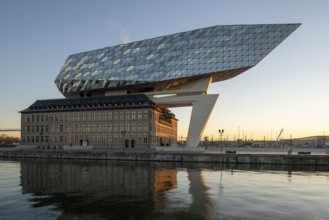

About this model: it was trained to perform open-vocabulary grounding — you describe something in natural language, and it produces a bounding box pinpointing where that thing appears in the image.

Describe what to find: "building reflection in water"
[19,159,320,219]
[19,159,214,219]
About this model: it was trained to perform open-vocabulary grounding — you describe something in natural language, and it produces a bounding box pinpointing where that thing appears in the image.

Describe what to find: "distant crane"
[275,129,284,147]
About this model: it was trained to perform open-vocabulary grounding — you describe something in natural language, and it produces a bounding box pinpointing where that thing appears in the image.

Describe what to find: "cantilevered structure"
[35,23,300,148]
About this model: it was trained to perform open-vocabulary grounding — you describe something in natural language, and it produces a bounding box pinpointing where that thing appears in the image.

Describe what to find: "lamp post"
[218,129,224,154]
[122,130,126,150]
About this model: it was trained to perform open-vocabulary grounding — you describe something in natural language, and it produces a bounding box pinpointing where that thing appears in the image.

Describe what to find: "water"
[1,159,329,220]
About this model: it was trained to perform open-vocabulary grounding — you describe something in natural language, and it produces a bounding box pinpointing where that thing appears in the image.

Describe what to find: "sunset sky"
[0,0,328,140]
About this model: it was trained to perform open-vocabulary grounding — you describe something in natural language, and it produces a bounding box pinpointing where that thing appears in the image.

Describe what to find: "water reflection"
[20,160,178,219]
[14,159,329,219]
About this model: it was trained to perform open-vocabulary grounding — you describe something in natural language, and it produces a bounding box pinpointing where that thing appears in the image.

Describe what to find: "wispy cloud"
[105,19,130,44]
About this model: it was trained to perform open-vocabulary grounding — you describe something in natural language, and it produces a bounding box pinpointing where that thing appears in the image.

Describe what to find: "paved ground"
[206,147,328,155]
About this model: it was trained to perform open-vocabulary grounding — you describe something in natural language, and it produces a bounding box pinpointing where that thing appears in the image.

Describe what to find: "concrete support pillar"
[149,76,218,148]
[186,94,218,147]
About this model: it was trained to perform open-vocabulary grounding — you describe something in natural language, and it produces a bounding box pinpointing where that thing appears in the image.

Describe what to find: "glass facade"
[55,23,300,97]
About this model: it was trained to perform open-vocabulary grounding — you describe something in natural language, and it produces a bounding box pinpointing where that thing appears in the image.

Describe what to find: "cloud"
[105,19,130,44]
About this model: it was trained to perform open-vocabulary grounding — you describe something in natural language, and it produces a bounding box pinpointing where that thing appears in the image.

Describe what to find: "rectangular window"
[107,112,112,120]
[32,115,35,122]
[27,126,30,133]
[36,125,39,133]
[107,135,112,143]
[144,122,148,131]
[137,111,142,119]
[36,136,39,143]
[27,136,30,143]
[143,110,148,119]
[36,115,40,122]
[27,115,30,123]
[137,122,142,131]
[131,114,136,119]
[31,136,35,143]
[60,125,63,133]
[85,113,89,121]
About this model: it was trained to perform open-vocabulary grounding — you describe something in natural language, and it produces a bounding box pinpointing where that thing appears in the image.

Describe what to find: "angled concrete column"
[186,94,218,147]
[148,76,219,148]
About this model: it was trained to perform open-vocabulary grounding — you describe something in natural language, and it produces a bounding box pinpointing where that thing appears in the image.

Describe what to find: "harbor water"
[1,158,329,219]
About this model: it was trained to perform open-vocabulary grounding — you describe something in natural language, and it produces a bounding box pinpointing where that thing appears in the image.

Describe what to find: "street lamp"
[218,129,224,154]
[121,130,126,150]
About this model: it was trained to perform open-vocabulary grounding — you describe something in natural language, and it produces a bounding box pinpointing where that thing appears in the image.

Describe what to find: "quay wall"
[1,150,329,166]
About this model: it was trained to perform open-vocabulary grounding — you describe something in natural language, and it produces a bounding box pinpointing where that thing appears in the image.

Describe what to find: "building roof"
[20,94,154,113]
[55,23,300,97]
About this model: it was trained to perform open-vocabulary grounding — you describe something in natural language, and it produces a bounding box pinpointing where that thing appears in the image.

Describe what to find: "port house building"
[21,23,300,148]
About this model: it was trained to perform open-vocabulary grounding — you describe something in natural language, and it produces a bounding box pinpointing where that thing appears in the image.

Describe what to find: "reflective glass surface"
[55,24,300,95]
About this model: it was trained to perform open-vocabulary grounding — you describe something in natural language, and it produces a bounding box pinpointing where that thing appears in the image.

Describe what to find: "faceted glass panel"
[55,24,300,96]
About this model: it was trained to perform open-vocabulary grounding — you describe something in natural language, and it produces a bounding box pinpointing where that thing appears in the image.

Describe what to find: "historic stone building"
[20,94,177,148]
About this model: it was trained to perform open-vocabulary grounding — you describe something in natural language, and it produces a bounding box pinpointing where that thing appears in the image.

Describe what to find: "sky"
[0,0,328,140]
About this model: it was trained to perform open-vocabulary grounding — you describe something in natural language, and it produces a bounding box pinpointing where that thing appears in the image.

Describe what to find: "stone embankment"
[1,149,329,166]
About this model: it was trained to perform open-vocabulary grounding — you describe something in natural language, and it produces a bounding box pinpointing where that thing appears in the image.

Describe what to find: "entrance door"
[131,139,135,148]
[125,139,129,148]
